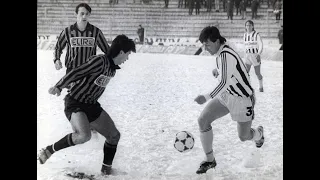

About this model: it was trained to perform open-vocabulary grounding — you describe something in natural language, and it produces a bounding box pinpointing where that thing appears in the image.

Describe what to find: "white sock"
[250,128,262,141]
[258,78,263,89]
[200,127,215,162]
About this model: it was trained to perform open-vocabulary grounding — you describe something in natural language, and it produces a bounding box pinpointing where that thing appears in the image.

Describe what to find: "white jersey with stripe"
[208,44,254,99]
[243,30,262,54]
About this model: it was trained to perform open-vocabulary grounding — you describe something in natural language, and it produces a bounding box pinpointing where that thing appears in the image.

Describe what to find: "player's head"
[109,35,136,65]
[75,3,91,23]
[199,26,226,55]
[245,20,255,32]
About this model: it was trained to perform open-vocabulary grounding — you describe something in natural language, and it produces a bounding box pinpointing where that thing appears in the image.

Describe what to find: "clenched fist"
[212,68,219,78]
[194,95,207,105]
[48,86,61,96]
[55,60,63,70]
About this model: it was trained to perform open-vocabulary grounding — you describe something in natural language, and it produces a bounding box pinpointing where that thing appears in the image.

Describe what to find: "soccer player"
[194,26,264,174]
[37,35,136,176]
[243,20,264,92]
[53,3,110,75]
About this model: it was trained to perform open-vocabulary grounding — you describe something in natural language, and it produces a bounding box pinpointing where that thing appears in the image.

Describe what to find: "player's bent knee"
[77,131,92,144]
[109,131,121,145]
[197,116,211,132]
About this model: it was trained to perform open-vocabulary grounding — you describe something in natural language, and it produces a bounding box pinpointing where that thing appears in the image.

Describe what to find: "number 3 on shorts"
[246,106,254,119]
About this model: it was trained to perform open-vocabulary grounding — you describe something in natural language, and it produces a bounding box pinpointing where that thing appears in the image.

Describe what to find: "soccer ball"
[174,131,195,153]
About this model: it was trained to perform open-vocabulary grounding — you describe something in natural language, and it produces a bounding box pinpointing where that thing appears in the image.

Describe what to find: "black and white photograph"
[37,0,283,179]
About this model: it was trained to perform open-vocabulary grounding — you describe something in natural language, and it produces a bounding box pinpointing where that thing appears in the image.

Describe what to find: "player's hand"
[212,68,219,78]
[256,55,261,63]
[194,95,207,104]
[48,86,61,96]
[55,60,63,70]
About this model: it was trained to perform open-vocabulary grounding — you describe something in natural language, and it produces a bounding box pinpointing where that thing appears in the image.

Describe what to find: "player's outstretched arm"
[54,56,103,90]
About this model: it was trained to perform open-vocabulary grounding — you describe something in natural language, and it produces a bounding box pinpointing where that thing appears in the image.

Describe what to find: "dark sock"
[46,133,75,154]
[103,141,117,166]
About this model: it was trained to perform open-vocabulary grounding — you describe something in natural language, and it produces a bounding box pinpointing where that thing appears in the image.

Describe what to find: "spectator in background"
[195,0,201,14]
[178,0,183,8]
[137,25,145,44]
[185,0,189,8]
[227,0,234,23]
[271,0,276,9]
[240,0,246,19]
[222,0,227,12]
[235,0,241,15]
[247,0,251,7]
[164,0,169,8]
[278,25,283,50]
[251,0,259,19]
[273,0,281,22]
[207,0,212,12]
[214,0,220,12]
[189,0,195,15]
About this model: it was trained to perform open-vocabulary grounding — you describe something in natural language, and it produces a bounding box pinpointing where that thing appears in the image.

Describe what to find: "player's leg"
[237,121,264,147]
[253,64,263,92]
[230,94,264,146]
[244,54,252,72]
[38,112,92,164]
[90,110,120,175]
[196,96,229,174]
[38,96,93,164]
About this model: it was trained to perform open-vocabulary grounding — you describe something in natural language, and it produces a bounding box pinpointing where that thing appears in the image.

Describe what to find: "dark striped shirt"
[209,44,254,98]
[55,55,120,104]
[54,23,110,70]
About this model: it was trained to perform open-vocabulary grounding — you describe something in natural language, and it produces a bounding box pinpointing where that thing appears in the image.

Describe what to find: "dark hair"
[199,26,226,44]
[245,20,255,31]
[75,3,92,14]
[108,35,136,58]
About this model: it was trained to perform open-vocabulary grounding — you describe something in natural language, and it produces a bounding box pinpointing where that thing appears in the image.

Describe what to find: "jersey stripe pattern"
[243,30,260,54]
[55,55,118,104]
[54,23,110,70]
[210,45,254,99]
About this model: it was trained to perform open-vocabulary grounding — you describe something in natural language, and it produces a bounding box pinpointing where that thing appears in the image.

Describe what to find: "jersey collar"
[107,55,121,70]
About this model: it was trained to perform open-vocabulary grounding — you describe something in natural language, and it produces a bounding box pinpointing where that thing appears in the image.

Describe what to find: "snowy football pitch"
[37,51,283,180]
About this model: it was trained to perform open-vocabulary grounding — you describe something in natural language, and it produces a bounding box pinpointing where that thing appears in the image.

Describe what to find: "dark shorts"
[64,95,103,123]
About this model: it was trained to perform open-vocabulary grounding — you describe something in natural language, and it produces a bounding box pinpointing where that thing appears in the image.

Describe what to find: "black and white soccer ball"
[174,131,195,153]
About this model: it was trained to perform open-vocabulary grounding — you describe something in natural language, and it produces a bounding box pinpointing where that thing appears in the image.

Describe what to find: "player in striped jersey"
[37,35,136,176]
[194,26,264,174]
[54,3,110,133]
[243,20,264,92]
[53,3,110,74]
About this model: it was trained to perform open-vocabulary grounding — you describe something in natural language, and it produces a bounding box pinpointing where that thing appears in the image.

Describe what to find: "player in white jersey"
[243,20,264,92]
[194,26,265,174]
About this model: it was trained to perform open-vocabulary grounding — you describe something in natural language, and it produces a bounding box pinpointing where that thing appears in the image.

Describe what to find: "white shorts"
[244,53,261,66]
[217,91,255,122]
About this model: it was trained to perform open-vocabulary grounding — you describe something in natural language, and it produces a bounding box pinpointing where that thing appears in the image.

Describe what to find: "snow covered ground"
[37,50,283,180]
